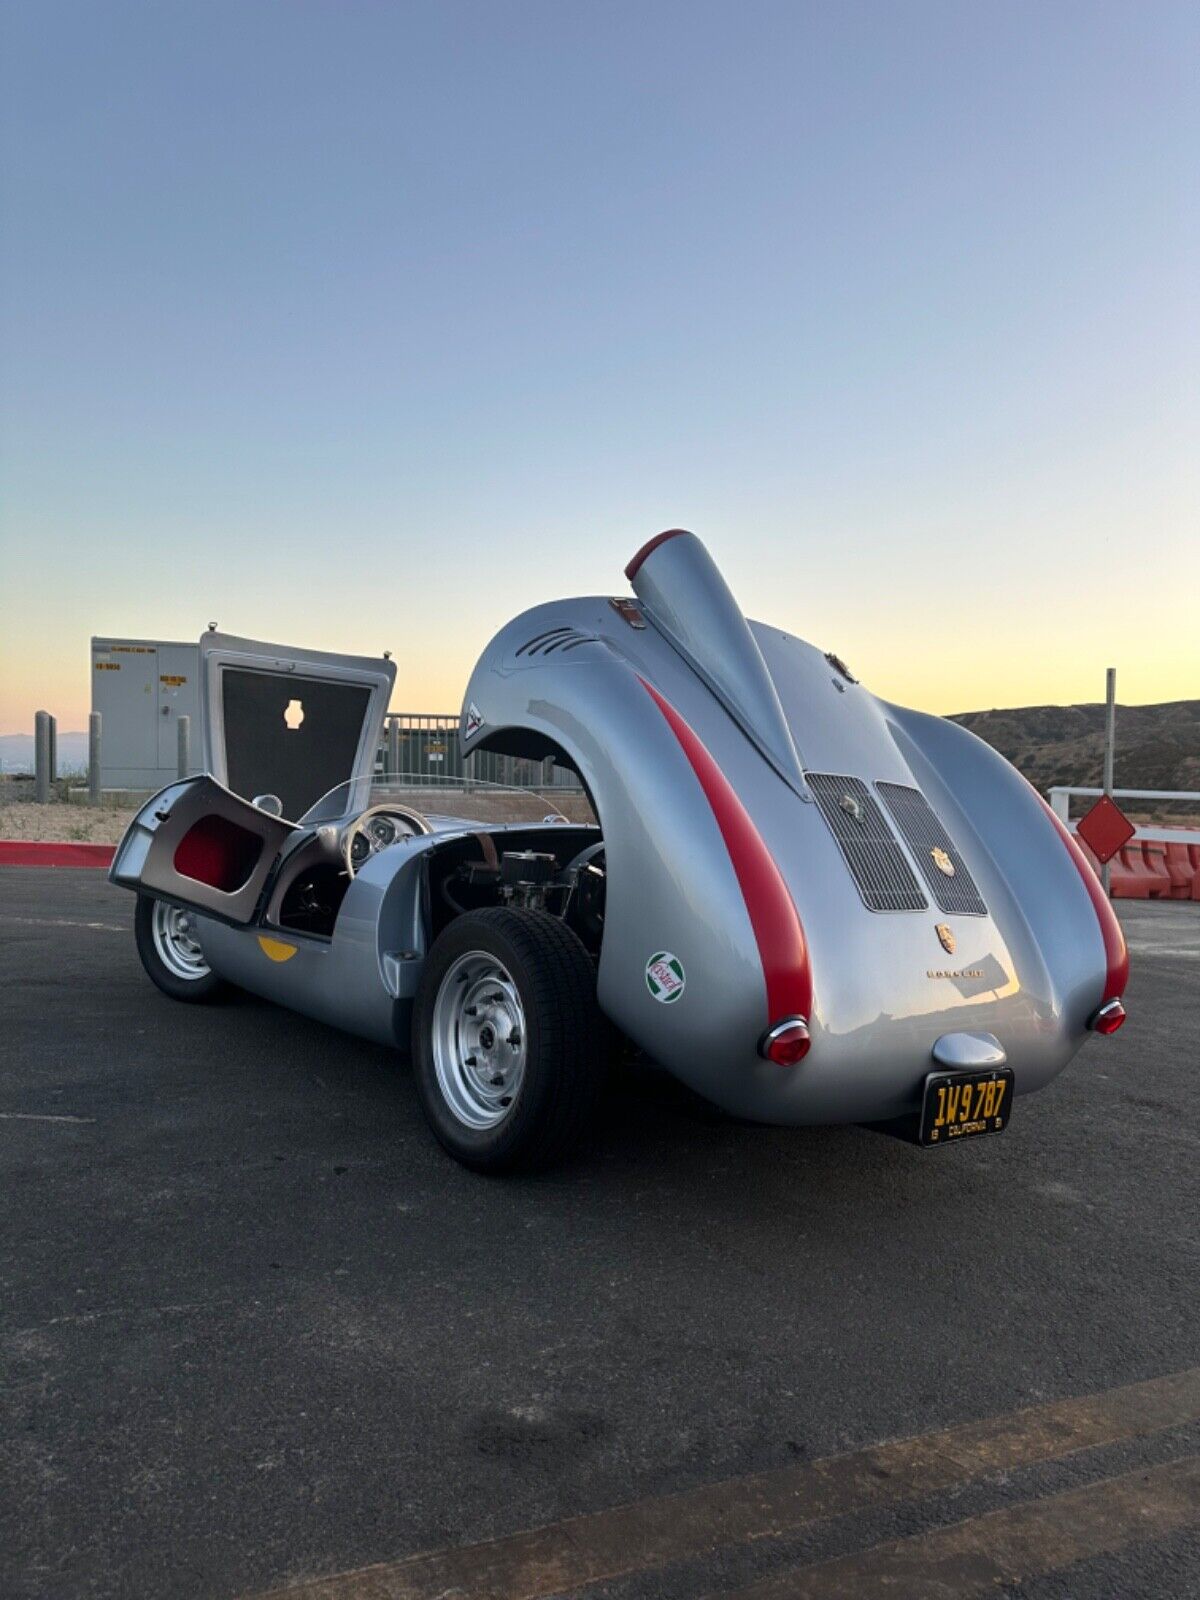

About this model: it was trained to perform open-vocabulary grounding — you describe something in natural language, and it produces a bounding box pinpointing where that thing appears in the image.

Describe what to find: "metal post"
[1102,667,1116,897]
[34,711,52,803]
[48,715,57,783]
[388,717,400,782]
[88,712,102,805]
[177,714,191,779]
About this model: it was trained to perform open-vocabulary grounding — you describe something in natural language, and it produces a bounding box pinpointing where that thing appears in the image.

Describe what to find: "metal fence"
[377,714,582,791]
[23,709,584,803]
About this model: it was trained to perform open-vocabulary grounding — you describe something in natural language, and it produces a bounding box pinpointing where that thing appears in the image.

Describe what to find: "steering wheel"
[341,804,432,876]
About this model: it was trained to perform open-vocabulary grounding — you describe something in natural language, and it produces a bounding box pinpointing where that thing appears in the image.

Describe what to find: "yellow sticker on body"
[257,936,298,962]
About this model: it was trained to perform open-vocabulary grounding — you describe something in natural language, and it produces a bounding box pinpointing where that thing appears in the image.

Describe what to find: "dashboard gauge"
[349,831,372,867]
[367,815,397,849]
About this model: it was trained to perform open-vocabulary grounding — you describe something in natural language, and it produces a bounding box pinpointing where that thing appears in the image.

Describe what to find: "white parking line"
[1125,942,1200,959]
[0,915,125,933]
[0,1112,96,1124]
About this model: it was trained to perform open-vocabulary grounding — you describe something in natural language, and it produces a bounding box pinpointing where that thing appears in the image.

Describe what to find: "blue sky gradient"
[2,0,1195,727]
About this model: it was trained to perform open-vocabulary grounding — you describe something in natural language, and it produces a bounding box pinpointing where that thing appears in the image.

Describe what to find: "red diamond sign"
[1076,794,1136,865]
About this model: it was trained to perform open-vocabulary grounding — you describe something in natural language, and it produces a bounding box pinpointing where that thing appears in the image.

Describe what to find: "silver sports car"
[110,530,1128,1170]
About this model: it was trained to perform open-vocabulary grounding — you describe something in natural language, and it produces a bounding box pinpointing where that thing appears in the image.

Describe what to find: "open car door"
[108,630,396,925]
[109,776,299,925]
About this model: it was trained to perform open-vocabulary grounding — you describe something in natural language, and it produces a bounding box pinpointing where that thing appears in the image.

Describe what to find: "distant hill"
[2,702,1196,795]
[949,701,1200,795]
[0,732,89,774]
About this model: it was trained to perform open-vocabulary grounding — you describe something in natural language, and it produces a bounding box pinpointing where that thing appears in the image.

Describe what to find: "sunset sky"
[1,0,1196,733]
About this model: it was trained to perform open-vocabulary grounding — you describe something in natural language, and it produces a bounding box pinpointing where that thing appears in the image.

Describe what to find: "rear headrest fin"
[626,530,806,793]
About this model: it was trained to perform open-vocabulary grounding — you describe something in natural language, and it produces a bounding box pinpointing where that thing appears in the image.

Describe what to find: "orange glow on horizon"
[2,611,1194,736]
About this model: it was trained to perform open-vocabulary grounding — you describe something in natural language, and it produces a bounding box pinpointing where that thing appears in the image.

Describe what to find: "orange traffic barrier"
[1163,843,1195,900]
[1070,827,1200,901]
[1115,841,1174,898]
[1072,833,1143,898]
[1140,841,1173,898]
[1114,842,1155,898]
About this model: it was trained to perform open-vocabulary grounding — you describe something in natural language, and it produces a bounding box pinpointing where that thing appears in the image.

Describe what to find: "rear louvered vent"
[807,774,928,912]
[877,783,987,916]
[515,625,598,657]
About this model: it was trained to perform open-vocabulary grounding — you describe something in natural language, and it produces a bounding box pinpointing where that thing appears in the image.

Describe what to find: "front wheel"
[134,895,229,1003]
[412,909,606,1172]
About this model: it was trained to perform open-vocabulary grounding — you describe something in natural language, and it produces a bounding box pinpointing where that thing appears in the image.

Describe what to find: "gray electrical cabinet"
[91,637,200,791]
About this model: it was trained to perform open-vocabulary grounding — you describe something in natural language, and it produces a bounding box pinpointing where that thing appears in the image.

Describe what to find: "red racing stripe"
[638,677,812,1023]
[1036,795,1129,1002]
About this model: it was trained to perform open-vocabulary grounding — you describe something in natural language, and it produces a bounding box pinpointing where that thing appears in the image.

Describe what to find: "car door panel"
[109,776,298,926]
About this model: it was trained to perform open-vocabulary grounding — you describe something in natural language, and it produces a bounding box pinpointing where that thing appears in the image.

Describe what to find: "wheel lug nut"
[489,1074,504,1086]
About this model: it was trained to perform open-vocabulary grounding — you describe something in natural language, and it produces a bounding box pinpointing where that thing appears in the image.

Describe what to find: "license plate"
[919,1067,1013,1147]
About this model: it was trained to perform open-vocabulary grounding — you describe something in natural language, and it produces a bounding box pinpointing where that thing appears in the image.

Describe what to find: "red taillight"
[760,1017,811,1066]
[1090,999,1126,1036]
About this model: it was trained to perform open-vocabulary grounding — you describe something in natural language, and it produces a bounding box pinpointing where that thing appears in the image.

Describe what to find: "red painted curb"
[0,840,116,868]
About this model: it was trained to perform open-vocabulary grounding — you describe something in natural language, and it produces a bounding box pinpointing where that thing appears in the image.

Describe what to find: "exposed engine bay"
[429,832,606,954]
[269,808,605,955]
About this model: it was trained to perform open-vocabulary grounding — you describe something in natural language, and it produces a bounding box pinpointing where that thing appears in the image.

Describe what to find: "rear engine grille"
[806,774,928,912]
[877,782,987,916]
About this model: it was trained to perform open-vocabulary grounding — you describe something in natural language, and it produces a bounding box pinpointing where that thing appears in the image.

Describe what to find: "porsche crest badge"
[935,923,956,955]
[931,846,955,877]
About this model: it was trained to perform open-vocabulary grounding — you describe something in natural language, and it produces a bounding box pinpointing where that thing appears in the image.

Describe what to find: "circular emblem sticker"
[645,952,685,1004]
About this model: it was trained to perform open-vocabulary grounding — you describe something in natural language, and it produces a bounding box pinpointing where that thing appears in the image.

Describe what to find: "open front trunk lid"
[199,632,396,822]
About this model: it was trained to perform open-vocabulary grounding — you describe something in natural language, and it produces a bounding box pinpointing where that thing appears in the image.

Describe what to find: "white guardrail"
[1049,787,1200,847]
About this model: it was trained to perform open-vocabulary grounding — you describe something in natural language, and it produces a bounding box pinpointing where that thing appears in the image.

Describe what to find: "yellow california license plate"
[919,1067,1013,1147]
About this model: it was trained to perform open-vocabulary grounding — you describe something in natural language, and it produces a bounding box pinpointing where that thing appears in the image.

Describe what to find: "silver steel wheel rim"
[151,901,210,981]
[431,951,528,1130]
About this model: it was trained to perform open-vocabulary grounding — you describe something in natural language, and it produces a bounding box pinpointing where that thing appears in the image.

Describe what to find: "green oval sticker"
[646,951,685,1004]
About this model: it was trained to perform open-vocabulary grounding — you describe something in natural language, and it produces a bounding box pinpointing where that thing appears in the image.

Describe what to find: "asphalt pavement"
[1,871,1197,1599]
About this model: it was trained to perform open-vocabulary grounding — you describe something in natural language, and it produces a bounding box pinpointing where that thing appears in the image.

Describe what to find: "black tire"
[412,908,605,1172]
[133,895,229,1004]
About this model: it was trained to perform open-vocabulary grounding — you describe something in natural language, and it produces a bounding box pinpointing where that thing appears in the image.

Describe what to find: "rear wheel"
[134,895,228,1003]
[412,908,605,1172]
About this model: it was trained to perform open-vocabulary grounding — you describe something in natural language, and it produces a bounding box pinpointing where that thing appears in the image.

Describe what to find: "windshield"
[298,771,596,829]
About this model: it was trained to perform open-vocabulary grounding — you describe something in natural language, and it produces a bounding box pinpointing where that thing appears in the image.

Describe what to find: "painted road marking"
[1125,942,1200,960]
[242,1367,1200,1600]
[0,915,125,932]
[0,1112,96,1124]
[713,1455,1200,1599]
